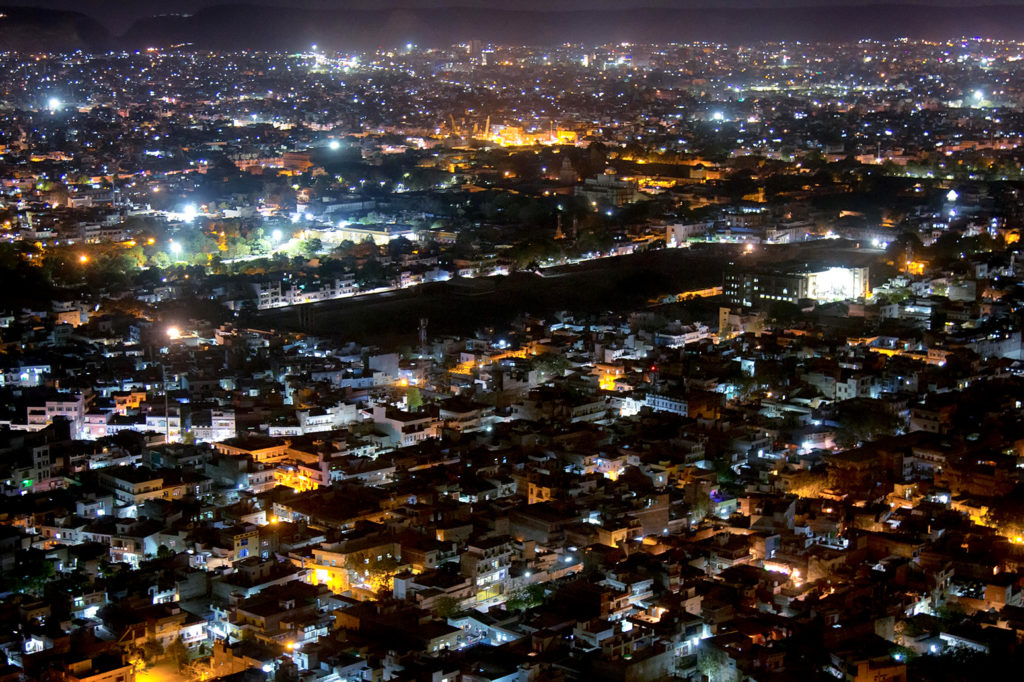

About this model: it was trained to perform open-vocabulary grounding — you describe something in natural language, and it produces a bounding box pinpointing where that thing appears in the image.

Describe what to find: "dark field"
[252,239,884,345]
[253,245,743,345]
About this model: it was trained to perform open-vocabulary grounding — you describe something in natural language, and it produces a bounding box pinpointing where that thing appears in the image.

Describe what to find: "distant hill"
[5,3,1024,53]
[0,6,109,52]
[116,3,1024,51]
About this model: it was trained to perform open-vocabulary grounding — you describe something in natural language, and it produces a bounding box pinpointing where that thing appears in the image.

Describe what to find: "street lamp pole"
[164,325,179,444]
[162,362,170,444]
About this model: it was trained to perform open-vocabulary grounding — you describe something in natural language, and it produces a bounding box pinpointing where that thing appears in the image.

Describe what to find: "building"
[576,172,643,208]
[725,262,870,307]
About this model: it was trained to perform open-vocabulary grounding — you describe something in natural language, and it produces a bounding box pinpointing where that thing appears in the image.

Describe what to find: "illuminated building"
[274,465,321,492]
[327,223,417,246]
[724,263,870,307]
[575,172,643,207]
[474,124,577,147]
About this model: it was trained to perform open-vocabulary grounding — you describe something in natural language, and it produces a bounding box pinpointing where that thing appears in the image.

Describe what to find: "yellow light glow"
[274,468,319,492]
[905,260,926,275]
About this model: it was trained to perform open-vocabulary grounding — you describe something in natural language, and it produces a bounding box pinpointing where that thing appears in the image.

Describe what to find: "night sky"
[10,0,1024,32]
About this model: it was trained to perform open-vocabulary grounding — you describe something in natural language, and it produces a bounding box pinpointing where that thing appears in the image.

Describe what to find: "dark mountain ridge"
[0,6,109,52]
[4,3,1024,52]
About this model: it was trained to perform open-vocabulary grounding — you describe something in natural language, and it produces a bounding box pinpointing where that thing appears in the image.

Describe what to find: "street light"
[161,326,181,444]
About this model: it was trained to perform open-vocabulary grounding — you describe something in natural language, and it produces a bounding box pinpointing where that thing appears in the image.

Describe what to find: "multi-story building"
[461,536,513,606]
[725,262,869,308]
